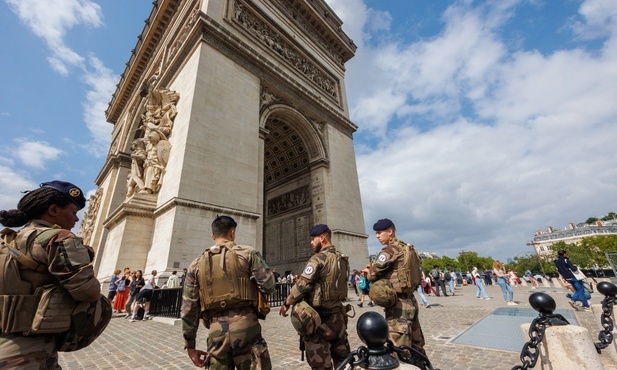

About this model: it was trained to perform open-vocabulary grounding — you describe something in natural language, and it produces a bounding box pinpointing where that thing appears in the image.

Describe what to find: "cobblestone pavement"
[59,282,616,369]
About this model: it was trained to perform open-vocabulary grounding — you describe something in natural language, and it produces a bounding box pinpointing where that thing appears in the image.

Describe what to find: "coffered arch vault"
[260,104,328,188]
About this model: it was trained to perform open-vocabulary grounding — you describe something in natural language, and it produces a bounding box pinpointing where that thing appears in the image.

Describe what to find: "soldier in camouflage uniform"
[368,218,426,354]
[0,181,103,369]
[182,215,275,369]
[279,224,350,370]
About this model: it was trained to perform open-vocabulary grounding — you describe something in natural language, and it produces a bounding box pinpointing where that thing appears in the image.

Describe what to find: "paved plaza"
[59,281,617,369]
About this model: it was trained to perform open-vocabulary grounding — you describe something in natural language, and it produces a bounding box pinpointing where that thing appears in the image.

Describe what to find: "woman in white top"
[493,261,517,305]
[472,267,490,300]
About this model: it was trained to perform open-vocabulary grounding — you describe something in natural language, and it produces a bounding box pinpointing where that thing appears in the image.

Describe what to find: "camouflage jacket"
[4,219,100,301]
[285,245,345,310]
[368,237,418,294]
[181,240,274,349]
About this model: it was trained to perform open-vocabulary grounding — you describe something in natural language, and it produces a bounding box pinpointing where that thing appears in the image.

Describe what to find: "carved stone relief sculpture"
[126,84,180,198]
[232,0,338,100]
[78,187,103,246]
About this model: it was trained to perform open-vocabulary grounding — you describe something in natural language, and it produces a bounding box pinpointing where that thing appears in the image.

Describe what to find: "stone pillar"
[520,323,603,369]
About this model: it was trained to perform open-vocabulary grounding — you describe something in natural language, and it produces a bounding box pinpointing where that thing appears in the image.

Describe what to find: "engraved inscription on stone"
[296,214,310,258]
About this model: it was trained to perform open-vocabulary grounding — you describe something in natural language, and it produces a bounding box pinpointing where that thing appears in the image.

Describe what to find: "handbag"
[570,268,586,281]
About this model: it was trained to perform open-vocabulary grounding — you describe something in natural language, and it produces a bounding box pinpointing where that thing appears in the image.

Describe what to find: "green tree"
[586,217,599,224]
[578,235,617,267]
[601,212,616,221]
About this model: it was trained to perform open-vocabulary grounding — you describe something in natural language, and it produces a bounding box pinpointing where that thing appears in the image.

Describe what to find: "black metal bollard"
[512,292,569,370]
[336,312,433,370]
[595,281,617,351]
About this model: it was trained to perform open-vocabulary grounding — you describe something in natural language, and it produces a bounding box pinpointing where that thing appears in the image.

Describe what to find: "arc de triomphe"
[80,0,369,282]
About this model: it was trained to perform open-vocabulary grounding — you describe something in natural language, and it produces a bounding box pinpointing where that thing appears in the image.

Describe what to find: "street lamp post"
[526,240,547,276]
[460,250,470,273]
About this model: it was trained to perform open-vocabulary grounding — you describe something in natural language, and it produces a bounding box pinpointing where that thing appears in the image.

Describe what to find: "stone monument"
[82,0,369,282]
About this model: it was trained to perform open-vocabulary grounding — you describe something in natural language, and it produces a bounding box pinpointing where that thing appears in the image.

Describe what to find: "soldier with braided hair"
[0,181,110,369]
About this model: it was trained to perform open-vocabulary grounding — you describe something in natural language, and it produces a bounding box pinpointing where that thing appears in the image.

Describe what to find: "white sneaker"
[507,301,518,305]
[484,297,491,300]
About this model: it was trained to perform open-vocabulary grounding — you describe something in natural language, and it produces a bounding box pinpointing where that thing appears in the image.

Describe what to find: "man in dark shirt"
[554,250,590,311]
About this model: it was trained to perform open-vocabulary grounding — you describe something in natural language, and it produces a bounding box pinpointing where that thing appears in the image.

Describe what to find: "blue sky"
[2,0,617,263]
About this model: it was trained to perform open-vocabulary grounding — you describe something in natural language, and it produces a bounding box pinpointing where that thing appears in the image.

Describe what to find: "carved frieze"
[271,0,348,65]
[232,0,338,101]
[267,185,310,217]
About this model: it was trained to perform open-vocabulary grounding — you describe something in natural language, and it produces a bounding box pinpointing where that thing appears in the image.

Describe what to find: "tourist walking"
[554,249,591,311]
[430,266,449,297]
[446,268,456,296]
[493,261,517,305]
[472,267,490,300]
[416,270,431,307]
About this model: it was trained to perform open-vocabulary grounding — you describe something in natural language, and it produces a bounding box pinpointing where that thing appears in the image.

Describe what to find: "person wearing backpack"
[0,181,110,367]
[368,218,427,356]
[182,215,275,369]
[357,270,374,307]
[446,268,456,296]
[279,224,351,370]
[430,266,449,297]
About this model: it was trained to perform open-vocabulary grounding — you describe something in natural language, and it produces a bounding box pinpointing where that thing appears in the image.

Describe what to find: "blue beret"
[41,181,86,210]
[309,224,330,236]
[373,218,394,231]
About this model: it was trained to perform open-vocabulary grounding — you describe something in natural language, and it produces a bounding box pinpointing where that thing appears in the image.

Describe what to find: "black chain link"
[511,313,569,370]
[595,295,615,351]
[389,341,433,370]
[334,346,368,370]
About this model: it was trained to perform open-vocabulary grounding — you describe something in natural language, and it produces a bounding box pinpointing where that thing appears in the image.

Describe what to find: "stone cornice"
[106,0,184,124]
[269,0,356,64]
[156,197,261,219]
[332,229,369,239]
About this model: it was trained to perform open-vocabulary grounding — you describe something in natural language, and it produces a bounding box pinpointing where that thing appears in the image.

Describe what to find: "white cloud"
[81,56,116,156]
[14,139,63,169]
[329,0,617,261]
[0,165,37,212]
[6,0,113,157]
[6,0,103,75]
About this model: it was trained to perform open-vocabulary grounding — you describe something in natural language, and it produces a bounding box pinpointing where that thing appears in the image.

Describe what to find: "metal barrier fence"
[149,287,183,318]
[148,283,295,318]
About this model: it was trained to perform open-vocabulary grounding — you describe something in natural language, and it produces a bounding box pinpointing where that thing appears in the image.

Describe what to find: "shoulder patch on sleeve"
[304,265,314,275]
[377,253,388,263]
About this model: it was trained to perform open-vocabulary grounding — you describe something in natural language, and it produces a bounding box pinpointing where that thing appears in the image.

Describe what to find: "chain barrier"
[335,346,368,370]
[511,313,569,370]
[335,341,433,370]
[388,341,433,370]
[595,295,615,351]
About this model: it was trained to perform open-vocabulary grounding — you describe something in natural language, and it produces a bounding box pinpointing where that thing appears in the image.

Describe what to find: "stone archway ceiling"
[264,118,310,187]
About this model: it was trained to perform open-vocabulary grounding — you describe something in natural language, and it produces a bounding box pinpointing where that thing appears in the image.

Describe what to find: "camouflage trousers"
[0,333,61,370]
[206,307,271,370]
[304,311,350,370]
[384,294,425,354]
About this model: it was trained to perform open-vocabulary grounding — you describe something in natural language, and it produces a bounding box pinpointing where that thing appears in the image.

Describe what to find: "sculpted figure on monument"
[125,85,179,197]
[127,139,147,197]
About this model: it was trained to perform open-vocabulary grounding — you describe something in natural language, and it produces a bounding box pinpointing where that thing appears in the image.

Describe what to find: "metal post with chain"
[594,281,617,352]
[336,311,433,370]
[511,292,569,370]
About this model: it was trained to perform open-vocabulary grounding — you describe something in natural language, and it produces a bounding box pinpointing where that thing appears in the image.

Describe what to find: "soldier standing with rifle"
[181,215,275,369]
[368,218,426,354]
[279,224,351,370]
